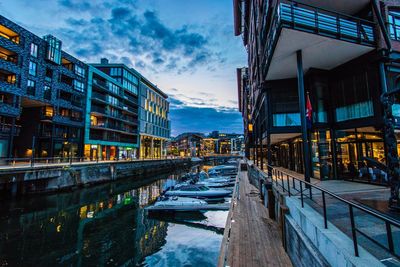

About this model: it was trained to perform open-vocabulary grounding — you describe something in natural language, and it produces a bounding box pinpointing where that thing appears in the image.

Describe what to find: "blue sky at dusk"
[0,0,247,136]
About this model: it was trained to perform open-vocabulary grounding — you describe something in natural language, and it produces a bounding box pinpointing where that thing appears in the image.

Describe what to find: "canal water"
[0,164,228,266]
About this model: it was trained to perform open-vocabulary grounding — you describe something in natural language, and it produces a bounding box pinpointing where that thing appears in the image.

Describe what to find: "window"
[27,79,35,95]
[29,61,37,76]
[74,65,85,77]
[73,80,84,92]
[44,85,51,100]
[30,43,38,57]
[389,11,400,41]
[45,68,52,82]
[44,106,53,117]
[43,35,61,64]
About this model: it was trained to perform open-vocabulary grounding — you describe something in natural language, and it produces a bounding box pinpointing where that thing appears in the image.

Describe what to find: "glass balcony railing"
[279,2,375,44]
[262,0,376,77]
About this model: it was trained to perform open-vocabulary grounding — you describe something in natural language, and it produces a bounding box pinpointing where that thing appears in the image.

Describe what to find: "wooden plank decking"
[218,169,292,267]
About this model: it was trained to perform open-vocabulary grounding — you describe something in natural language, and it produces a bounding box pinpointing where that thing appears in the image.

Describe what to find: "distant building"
[173,132,204,157]
[0,15,88,158]
[138,77,170,159]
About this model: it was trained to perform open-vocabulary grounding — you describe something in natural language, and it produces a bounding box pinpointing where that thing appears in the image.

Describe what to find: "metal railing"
[0,156,191,168]
[269,166,400,258]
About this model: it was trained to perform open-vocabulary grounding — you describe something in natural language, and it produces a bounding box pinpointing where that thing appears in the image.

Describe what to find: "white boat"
[209,165,238,178]
[196,181,233,188]
[164,184,231,198]
[145,196,230,211]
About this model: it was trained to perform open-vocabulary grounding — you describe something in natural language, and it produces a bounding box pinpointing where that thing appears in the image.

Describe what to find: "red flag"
[306,93,312,129]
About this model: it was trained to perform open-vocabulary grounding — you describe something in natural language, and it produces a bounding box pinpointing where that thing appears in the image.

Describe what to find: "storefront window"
[335,128,386,183]
[311,130,332,179]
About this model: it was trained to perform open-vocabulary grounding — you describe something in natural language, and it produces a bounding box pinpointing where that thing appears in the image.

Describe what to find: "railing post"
[281,172,285,192]
[300,181,304,208]
[292,177,296,190]
[287,175,291,196]
[385,222,394,254]
[309,185,313,200]
[322,191,327,229]
[349,205,359,257]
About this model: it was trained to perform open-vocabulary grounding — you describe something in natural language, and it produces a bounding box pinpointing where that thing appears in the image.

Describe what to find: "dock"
[218,167,292,267]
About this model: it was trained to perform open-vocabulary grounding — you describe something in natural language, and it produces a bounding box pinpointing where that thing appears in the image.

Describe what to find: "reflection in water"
[0,161,229,267]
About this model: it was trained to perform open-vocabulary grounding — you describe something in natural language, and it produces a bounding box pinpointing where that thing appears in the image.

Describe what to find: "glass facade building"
[139,79,170,159]
[235,0,400,185]
[84,66,139,160]
[91,59,170,159]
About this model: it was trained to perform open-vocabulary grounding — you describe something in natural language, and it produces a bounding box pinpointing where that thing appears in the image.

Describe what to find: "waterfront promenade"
[218,164,292,267]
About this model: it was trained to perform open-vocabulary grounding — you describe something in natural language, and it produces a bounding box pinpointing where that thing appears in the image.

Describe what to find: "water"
[0,166,228,267]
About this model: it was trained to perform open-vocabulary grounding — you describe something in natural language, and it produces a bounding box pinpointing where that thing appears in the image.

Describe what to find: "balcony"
[263,0,376,80]
[0,47,18,65]
[0,25,20,44]
[0,123,21,136]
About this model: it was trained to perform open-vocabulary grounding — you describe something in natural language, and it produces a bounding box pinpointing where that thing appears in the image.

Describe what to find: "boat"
[164,184,232,198]
[208,165,238,178]
[145,196,230,211]
[196,181,233,188]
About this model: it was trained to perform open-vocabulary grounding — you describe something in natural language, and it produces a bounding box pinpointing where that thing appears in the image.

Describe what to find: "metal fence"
[270,166,400,259]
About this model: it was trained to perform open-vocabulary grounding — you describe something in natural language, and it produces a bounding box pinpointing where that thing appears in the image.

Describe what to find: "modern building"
[173,132,204,157]
[83,65,139,160]
[138,77,170,159]
[235,0,400,184]
[0,15,87,159]
[91,59,170,159]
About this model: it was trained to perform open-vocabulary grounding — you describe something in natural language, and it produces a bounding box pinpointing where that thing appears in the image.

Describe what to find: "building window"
[30,43,38,57]
[27,79,35,95]
[44,85,51,100]
[43,35,62,64]
[74,65,85,77]
[73,80,84,92]
[29,61,37,76]
[45,106,54,117]
[389,11,400,41]
[45,68,52,82]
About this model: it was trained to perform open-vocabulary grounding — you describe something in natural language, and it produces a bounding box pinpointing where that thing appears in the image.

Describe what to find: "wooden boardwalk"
[218,169,292,267]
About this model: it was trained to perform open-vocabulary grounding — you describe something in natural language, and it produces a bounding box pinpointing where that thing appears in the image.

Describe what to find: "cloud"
[53,2,224,75]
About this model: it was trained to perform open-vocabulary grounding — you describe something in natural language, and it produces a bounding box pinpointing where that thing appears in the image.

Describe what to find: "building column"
[7,117,15,158]
[297,50,311,182]
[151,138,154,159]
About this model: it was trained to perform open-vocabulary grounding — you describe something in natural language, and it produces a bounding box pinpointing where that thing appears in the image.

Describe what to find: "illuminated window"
[248,124,253,132]
[45,106,54,117]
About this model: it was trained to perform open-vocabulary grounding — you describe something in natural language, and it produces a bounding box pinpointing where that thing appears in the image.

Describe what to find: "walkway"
[218,168,292,267]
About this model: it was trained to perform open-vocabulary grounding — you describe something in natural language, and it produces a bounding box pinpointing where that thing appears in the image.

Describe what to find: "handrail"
[281,0,375,25]
[267,165,400,258]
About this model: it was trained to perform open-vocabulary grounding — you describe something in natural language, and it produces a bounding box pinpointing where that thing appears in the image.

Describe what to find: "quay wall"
[0,158,191,195]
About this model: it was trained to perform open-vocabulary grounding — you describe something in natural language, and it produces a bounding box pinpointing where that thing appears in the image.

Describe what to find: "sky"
[0,0,247,136]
